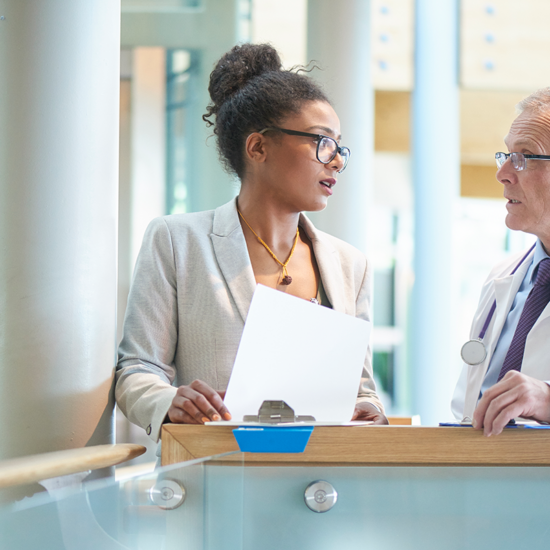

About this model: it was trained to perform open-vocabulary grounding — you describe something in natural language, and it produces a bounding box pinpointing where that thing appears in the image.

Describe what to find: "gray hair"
[517,88,550,114]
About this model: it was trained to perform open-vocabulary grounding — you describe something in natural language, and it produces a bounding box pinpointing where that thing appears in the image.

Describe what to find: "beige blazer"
[116,198,383,441]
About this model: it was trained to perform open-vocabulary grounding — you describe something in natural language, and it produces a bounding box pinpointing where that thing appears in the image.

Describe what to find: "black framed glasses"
[495,152,550,171]
[259,127,351,173]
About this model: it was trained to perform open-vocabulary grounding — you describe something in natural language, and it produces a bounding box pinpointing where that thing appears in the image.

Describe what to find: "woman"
[116,44,387,441]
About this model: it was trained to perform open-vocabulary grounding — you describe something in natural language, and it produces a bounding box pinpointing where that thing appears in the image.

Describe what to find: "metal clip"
[243,400,315,424]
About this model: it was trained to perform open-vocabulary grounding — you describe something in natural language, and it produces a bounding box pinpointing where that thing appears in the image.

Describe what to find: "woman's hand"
[352,402,389,425]
[167,380,232,424]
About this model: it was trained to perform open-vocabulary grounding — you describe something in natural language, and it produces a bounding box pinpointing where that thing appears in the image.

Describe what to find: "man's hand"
[352,402,389,424]
[473,371,550,436]
[167,380,231,424]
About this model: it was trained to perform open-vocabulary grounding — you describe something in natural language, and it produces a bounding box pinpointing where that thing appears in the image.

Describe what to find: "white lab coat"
[452,246,550,420]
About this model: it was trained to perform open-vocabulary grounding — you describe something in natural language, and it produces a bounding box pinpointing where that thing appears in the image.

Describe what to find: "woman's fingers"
[168,381,232,425]
[168,393,211,424]
[167,403,201,424]
[181,394,212,422]
[178,387,218,422]
[371,414,390,425]
[189,380,232,420]
[351,402,389,424]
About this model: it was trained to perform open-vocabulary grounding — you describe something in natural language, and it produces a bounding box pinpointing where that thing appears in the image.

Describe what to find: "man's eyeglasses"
[495,152,550,171]
[259,127,351,173]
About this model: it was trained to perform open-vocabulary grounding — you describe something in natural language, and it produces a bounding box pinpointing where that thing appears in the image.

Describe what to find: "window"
[166,50,197,214]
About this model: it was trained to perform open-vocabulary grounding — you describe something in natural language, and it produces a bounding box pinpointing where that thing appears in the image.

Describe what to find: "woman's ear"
[245,132,268,165]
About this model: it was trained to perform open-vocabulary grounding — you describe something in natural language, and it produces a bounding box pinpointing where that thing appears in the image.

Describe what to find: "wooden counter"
[161,424,550,467]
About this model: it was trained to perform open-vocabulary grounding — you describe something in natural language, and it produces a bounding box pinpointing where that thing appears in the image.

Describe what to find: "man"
[452,88,550,436]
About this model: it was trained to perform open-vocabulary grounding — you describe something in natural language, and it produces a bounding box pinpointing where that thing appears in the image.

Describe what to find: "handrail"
[0,444,146,489]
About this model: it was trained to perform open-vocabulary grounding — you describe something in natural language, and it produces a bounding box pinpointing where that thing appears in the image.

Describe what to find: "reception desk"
[161,424,550,466]
[163,424,550,549]
[3,425,550,549]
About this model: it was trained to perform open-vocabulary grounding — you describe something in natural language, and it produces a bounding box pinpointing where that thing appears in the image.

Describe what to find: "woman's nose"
[329,151,345,172]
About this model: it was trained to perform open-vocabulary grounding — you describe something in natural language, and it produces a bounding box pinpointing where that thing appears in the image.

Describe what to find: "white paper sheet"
[206,421,373,427]
[224,284,372,422]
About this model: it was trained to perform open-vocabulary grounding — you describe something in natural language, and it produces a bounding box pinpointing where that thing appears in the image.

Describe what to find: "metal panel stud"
[304,480,338,513]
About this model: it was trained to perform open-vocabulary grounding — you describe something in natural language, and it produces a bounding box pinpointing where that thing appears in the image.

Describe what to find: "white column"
[0,0,120,461]
[306,0,373,253]
[411,0,460,425]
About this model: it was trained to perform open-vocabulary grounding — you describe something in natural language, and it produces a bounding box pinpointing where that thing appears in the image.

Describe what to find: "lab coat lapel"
[300,214,348,314]
[491,257,532,351]
[529,297,550,330]
[523,291,550,377]
[463,256,532,420]
[210,199,256,323]
[523,303,550,379]
[463,293,500,420]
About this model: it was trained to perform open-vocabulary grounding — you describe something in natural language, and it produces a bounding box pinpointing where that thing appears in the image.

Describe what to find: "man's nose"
[496,157,515,185]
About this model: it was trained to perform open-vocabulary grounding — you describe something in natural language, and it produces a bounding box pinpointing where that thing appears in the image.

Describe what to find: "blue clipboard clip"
[232,400,315,453]
[232,426,314,453]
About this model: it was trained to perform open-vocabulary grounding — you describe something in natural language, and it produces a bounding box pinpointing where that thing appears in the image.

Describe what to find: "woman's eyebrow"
[306,125,342,140]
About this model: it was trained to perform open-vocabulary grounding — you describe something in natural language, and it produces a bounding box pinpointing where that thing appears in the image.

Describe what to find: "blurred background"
[115,1,549,463]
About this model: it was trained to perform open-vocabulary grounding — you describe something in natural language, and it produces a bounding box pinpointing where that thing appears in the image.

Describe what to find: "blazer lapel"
[210,199,256,323]
[299,214,348,313]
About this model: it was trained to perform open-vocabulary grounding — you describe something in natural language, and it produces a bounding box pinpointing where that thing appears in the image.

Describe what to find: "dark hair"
[203,43,329,179]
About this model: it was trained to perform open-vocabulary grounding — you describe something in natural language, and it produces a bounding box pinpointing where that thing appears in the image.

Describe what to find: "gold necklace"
[238,208,299,286]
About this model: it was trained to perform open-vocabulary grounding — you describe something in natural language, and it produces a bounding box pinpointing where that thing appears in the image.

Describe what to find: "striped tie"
[498,258,550,382]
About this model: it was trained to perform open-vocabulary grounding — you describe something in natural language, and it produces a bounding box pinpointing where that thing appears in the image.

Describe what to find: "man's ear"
[245,132,268,165]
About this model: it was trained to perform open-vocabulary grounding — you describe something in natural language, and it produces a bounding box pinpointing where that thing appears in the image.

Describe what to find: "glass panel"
[240,466,550,550]
[373,350,394,400]
[0,452,244,550]
[166,49,197,215]
[167,108,188,214]
[171,73,190,105]
[172,51,191,74]
[373,266,395,326]
[3,457,550,549]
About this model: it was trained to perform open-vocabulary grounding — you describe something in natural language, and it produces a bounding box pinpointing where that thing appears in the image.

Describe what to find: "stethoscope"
[460,243,536,366]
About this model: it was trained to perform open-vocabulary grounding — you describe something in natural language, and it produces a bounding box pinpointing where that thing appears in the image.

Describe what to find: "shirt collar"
[530,239,550,283]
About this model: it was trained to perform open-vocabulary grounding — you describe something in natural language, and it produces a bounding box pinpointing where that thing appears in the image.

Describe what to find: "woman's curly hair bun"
[205,43,283,119]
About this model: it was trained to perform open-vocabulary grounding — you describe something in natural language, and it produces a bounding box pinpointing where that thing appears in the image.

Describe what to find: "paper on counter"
[206,420,374,427]
[223,284,371,422]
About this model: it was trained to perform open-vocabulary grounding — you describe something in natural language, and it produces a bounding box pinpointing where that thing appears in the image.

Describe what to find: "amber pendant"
[281,275,293,286]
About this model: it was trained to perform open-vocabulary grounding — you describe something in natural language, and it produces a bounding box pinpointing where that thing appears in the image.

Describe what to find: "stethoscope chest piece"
[461,339,487,365]
[458,243,536,367]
